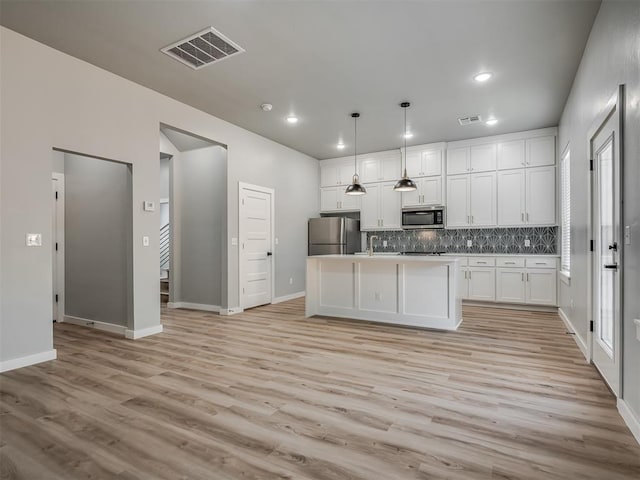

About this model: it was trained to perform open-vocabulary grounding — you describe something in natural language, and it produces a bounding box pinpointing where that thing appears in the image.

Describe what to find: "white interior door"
[591,94,622,396]
[51,173,64,322]
[239,183,273,309]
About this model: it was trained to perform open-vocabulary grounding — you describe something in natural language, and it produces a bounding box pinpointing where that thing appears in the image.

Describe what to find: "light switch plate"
[634,319,640,342]
[231,237,238,246]
[143,201,155,212]
[142,236,150,247]
[625,225,631,245]
[275,237,279,245]
[26,233,42,247]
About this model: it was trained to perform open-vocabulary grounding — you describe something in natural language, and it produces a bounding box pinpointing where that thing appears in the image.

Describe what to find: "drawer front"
[525,257,557,269]
[468,257,496,267]
[449,256,468,266]
[496,257,525,268]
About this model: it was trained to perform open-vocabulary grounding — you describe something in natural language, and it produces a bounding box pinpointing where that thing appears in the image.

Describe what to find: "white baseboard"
[167,302,220,313]
[272,291,305,304]
[64,315,127,336]
[220,307,243,316]
[462,301,557,312]
[618,399,640,446]
[0,349,57,373]
[558,308,589,362]
[125,324,163,340]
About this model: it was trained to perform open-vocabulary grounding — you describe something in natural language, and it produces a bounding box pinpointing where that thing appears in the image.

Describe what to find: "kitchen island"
[306,254,462,330]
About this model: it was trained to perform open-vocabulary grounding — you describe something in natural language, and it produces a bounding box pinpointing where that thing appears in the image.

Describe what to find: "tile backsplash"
[366,227,557,255]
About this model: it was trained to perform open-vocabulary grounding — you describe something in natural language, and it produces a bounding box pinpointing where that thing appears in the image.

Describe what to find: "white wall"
[558,0,640,421]
[0,27,319,366]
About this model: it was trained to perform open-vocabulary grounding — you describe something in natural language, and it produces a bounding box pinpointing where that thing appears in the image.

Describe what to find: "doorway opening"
[588,85,625,397]
[159,126,227,312]
[51,149,134,335]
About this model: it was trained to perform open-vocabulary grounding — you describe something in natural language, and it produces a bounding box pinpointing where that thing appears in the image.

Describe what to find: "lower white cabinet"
[360,182,401,231]
[455,256,558,306]
[467,267,496,301]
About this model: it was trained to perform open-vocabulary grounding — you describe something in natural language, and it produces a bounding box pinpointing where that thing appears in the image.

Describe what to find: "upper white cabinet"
[401,177,443,208]
[447,144,496,174]
[361,182,401,231]
[446,172,496,228]
[405,147,443,178]
[320,161,354,187]
[447,147,470,175]
[497,167,555,226]
[358,153,399,183]
[497,140,526,170]
[525,166,556,225]
[320,186,361,212]
[526,136,556,167]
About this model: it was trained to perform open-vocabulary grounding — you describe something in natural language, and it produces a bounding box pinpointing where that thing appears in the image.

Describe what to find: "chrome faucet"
[368,235,379,256]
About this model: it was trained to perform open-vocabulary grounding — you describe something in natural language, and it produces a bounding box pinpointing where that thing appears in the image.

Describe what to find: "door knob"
[608,242,618,251]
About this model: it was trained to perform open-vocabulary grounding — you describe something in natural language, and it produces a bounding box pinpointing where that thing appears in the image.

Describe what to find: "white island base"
[306,255,462,331]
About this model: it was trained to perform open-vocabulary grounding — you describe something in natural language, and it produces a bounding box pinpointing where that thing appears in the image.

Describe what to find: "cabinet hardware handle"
[505,262,515,265]
[526,273,529,281]
[471,215,474,223]
[521,272,524,281]
[464,271,467,279]
[469,271,472,279]
[521,213,525,222]
[526,212,529,222]
[535,262,546,265]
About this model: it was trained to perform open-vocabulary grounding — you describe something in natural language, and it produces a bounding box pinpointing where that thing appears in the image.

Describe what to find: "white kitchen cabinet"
[497,140,526,170]
[526,136,556,167]
[401,177,443,207]
[446,175,470,227]
[469,172,496,226]
[470,144,497,172]
[320,162,354,187]
[496,268,526,303]
[526,166,556,225]
[526,269,557,305]
[446,172,496,227]
[359,154,399,183]
[497,170,526,225]
[447,147,469,175]
[467,267,496,301]
[360,182,401,231]
[406,149,443,178]
[320,187,361,212]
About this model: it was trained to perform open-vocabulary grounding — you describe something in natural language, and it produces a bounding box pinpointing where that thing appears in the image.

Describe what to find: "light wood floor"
[1,299,639,479]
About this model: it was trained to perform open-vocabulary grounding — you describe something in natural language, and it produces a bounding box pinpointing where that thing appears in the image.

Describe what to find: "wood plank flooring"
[1,299,639,479]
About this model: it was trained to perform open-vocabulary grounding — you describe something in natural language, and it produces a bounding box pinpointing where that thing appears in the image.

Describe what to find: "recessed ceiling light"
[486,118,498,126]
[286,115,299,124]
[403,132,414,139]
[473,72,493,82]
[337,142,346,149]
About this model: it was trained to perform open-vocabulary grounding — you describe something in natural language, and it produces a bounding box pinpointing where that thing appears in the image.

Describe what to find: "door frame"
[238,182,275,309]
[52,172,65,322]
[586,84,625,395]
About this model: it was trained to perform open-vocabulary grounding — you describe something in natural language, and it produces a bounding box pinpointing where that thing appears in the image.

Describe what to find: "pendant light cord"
[354,115,357,173]
[403,105,407,176]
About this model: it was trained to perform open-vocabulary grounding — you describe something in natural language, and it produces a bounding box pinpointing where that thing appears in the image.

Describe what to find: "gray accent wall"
[64,153,133,327]
[558,0,640,419]
[174,145,226,307]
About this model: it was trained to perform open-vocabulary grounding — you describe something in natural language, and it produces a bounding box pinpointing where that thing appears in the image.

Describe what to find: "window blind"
[560,150,571,273]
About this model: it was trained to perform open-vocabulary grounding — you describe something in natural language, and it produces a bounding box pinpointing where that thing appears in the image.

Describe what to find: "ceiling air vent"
[161,27,244,70]
[458,115,482,126]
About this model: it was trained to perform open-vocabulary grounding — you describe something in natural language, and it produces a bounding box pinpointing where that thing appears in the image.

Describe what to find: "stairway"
[160,223,170,270]
[160,269,169,303]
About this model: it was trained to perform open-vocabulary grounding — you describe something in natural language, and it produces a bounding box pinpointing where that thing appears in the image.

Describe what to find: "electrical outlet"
[142,236,150,247]
[466,240,472,247]
[625,225,631,245]
[26,233,42,247]
[289,277,293,285]
[231,237,238,246]
[524,239,531,247]
[383,240,388,247]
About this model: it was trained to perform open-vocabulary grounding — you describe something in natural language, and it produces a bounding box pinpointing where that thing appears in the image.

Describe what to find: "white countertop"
[308,254,460,263]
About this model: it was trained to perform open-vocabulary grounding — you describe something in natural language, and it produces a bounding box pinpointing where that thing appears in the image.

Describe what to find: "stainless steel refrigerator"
[308,217,360,256]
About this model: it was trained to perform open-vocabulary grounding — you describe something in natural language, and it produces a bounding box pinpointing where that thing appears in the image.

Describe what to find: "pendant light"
[345,112,366,196]
[394,102,418,192]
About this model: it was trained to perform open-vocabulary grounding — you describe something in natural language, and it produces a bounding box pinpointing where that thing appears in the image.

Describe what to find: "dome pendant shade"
[394,169,418,192]
[345,112,367,196]
[394,101,418,193]
[345,174,367,196]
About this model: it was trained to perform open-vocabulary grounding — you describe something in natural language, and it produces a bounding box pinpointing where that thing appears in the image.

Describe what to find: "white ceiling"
[0,0,600,159]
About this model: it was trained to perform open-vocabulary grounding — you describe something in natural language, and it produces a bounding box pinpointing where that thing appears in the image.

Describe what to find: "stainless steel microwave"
[401,206,445,229]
